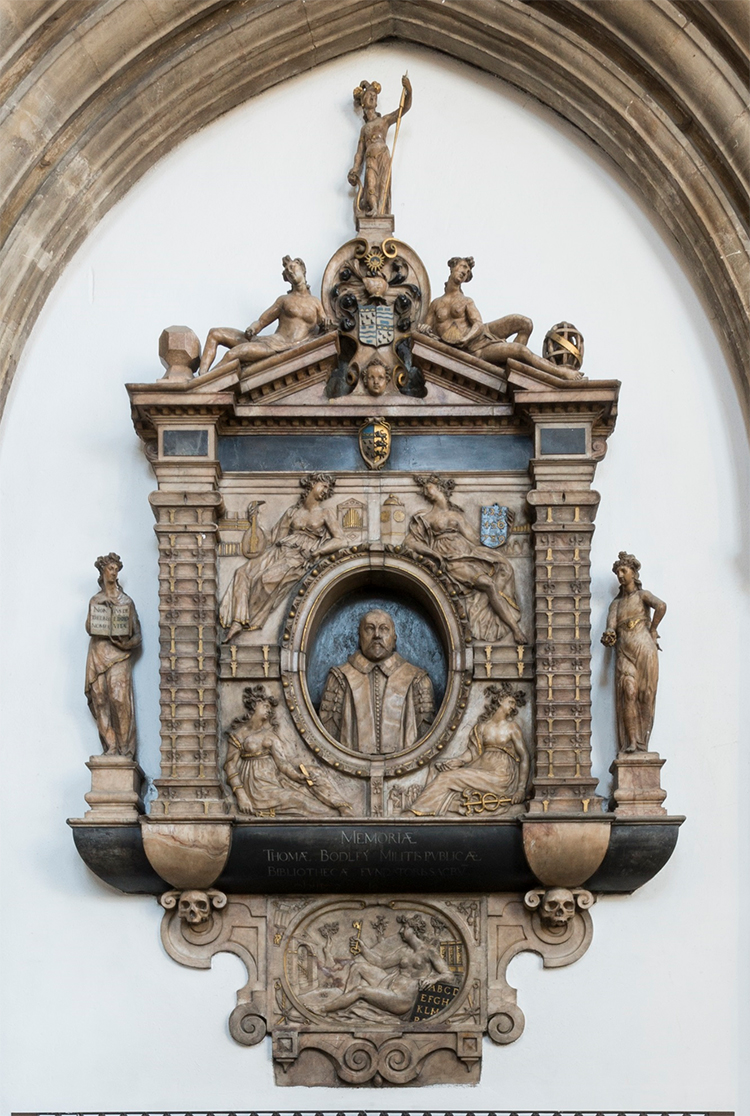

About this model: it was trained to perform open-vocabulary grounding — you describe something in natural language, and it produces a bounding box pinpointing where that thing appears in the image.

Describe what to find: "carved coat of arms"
[480,503,510,548]
[358,305,394,346]
[358,418,391,470]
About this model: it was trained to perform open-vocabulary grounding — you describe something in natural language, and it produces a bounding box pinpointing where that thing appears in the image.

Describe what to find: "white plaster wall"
[1,45,747,1113]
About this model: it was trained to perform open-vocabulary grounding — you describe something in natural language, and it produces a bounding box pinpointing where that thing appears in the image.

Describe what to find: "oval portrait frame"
[279,546,473,779]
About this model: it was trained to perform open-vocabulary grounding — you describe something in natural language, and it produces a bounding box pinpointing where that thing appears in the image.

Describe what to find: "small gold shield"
[358,418,391,470]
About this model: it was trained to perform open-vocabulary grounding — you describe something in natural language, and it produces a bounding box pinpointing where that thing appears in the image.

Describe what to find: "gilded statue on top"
[198,256,329,376]
[417,256,584,381]
[408,682,530,817]
[348,75,412,217]
[405,474,527,644]
[601,551,666,754]
[85,553,141,757]
[220,473,347,641]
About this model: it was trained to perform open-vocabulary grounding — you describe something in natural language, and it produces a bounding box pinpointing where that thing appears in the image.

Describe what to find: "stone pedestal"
[611,751,667,816]
[355,213,395,239]
[81,755,145,823]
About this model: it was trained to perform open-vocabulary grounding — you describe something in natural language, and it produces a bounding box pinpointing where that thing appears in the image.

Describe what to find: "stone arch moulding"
[1,0,748,422]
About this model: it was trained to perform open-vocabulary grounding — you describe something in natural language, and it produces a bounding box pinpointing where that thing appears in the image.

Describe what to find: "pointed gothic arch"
[1,0,747,418]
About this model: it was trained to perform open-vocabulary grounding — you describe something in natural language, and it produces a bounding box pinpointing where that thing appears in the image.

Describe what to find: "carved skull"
[177,890,212,925]
[540,887,576,932]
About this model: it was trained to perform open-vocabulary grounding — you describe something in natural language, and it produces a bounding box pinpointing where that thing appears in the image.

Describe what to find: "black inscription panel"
[70,820,684,895]
[218,433,533,472]
[217,822,536,894]
[539,426,586,455]
[163,428,209,456]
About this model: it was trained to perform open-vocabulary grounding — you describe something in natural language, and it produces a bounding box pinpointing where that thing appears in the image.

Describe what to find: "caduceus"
[349,919,363,955]
[348,74,412,217]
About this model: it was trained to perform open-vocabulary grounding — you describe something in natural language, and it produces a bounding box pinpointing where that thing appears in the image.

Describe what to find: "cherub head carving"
[361,358,391,397]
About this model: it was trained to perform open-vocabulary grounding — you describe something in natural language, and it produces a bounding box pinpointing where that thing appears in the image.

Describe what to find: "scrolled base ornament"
[273,1030,481,1087]
[228,1004,267,1046]
[340,1037,380,1084]
[488,1004,525,1045]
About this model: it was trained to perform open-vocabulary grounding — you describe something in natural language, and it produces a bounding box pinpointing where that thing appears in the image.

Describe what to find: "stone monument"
[68,76,683,1088]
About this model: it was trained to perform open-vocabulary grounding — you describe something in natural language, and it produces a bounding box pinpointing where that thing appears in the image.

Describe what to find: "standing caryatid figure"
[85,553,141,757]
[319,609,434,753]
[601,552,666,753]
[348,76,412,217]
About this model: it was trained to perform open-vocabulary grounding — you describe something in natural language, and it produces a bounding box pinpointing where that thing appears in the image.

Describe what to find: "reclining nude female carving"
[315,914,458,1019]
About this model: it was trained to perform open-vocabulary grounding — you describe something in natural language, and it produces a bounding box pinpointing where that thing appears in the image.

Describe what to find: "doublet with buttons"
[319,650,435,754]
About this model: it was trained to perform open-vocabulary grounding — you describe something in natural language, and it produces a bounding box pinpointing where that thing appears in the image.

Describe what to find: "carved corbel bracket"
[486,889,594,1045]
[159,890,268,1045]
[158,890,594,1087]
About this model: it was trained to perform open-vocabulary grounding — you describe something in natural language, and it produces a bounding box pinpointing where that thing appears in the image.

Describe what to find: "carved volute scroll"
[66,75,684,1090]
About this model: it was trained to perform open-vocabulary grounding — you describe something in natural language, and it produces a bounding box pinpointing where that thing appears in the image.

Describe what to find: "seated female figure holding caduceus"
[407,683,530,817]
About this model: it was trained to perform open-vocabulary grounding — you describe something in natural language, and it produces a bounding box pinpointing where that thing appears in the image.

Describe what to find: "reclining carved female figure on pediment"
[197,256,330,376]
[417,256,583,381]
